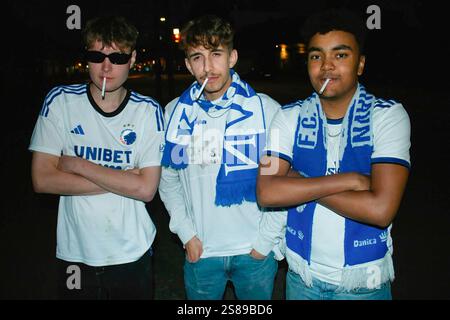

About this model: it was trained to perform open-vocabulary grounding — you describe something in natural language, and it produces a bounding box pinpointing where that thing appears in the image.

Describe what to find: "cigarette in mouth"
[195,78,209,100]
[101,77,106,100]
[319,78,331,95]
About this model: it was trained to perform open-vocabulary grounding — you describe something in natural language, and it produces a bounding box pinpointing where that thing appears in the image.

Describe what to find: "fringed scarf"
[161,70,267,206]
[287,84,394,289]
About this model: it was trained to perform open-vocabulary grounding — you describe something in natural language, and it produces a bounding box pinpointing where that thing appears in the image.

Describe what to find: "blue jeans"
[286,269,392,300]
[184,251,278,300]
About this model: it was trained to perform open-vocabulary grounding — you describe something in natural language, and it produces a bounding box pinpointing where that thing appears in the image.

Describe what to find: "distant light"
[173,28,181,43]
[160,17,166,22]
[280,44,288,61]
[297,43,306,54]
[77,63,82,67]
[142,49,146,53]
[276,45,279,48]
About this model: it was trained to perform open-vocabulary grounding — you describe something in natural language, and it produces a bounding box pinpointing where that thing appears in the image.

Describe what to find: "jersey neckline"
[86,83,131,118]
[327,117,344,125]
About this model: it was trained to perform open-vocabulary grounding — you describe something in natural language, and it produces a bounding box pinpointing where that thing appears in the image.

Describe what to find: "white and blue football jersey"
[264,97,411,286]
[29,83,164,266]
[159,94,283,258]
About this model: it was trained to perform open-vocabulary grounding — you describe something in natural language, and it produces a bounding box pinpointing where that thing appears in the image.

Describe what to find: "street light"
[172,28,180,43]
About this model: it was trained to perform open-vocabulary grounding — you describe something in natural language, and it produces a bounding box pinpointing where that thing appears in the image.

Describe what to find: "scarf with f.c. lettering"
[287,84,399,289]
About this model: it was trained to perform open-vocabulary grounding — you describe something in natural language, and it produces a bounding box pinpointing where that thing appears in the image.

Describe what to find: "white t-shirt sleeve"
[137,103,165,168]
[162,97,179,125]
[159,166,197,245]
[158,98,197,245]
[263,107,297,163]
[29,89,65,156]
[253,209,287,260]
[257,93,281,128]
[371,103,411,168]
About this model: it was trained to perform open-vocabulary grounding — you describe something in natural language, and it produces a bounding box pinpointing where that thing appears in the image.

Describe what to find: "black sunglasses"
[85,51,132,65]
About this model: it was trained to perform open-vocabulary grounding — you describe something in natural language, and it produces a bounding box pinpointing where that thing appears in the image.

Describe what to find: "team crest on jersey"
[120,128,137,146]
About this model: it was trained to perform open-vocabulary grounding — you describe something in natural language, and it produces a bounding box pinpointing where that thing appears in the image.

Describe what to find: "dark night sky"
[2,0,447,102]
[5,0,435,47]
[4,0,446,73]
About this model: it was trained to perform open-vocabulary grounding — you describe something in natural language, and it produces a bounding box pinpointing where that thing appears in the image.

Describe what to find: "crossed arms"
[256,156,409,228]
[31,152,161,202]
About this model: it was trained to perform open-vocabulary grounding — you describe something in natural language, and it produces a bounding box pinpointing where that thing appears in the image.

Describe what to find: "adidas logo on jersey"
[71,125,85,135]
[379,231,388,243]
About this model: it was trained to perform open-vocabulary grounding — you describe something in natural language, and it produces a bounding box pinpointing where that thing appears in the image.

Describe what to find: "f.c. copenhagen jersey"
[29,84,164,266]
[265,98,410,285]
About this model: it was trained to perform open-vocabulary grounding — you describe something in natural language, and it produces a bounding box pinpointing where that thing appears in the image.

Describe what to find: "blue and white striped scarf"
[287,84,392,285]
[161,70,267,206]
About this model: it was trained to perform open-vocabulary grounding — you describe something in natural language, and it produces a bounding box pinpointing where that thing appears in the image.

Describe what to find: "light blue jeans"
[184,251,278,300]
[286,269,392,300]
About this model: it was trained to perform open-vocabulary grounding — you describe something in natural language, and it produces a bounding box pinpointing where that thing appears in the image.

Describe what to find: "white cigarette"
[319,78,331,95]
[195,78,208,100]
[101,77,106,100]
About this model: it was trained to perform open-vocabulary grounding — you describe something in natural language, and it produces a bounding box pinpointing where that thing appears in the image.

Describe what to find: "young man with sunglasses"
[29,16,164,299]
[158,15,285,300]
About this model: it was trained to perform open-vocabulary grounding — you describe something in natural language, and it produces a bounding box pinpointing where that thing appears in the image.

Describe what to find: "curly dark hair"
[301,8,367,54]
[83,16,139,52]
[180,15,234,53]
